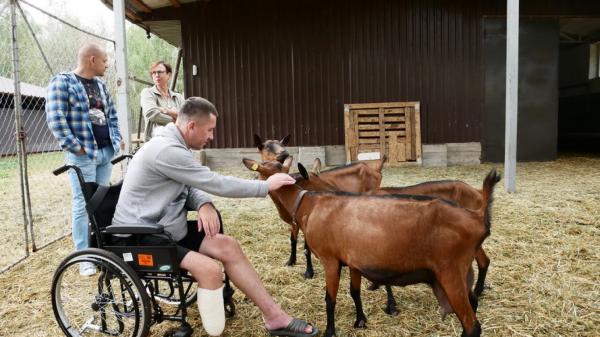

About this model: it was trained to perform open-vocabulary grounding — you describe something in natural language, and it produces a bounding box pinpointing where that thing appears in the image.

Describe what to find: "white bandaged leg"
[197,285,225,336]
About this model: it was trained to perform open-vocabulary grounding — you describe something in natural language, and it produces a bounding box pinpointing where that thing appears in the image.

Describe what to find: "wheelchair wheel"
[143,277,197,307]
[51,248,151,337]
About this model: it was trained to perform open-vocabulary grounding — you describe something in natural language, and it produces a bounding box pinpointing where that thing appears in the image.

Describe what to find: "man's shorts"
[137,219,222,264]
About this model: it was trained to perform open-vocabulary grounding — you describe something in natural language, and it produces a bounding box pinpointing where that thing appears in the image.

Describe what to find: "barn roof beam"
[130,0,152,13]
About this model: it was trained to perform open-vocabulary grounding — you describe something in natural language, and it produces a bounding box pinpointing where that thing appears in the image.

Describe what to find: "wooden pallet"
[344,102,421,166]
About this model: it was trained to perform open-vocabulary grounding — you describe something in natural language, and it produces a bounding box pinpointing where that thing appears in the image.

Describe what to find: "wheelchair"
[50,155,236,337]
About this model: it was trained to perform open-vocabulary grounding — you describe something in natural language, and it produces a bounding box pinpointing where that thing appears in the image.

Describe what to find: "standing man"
[46,43,123,276]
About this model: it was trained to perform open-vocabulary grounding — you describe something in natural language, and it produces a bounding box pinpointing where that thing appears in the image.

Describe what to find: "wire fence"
[0,0,181,272]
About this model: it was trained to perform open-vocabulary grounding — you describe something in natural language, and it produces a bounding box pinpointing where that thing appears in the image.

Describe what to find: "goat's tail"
[481,169,501,232]
[376,154,388,173]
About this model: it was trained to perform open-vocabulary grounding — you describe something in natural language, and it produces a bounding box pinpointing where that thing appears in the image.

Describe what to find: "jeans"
[66,146,114,251]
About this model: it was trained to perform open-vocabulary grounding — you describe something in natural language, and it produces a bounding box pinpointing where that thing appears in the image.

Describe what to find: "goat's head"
[243,156,293,180]
[253,134,291,163]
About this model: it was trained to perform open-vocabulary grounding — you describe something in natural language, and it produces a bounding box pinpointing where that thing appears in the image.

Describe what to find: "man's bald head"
[77,43,109,77]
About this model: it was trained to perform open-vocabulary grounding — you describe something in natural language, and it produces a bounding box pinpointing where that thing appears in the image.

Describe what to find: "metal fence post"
[113,0,131,157]
[9,0,34,255]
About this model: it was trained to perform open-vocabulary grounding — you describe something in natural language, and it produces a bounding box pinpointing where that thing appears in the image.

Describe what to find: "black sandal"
[268,318,319,337]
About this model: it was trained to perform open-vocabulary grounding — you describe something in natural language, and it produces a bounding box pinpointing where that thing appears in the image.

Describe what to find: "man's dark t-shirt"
[75,75,111,148]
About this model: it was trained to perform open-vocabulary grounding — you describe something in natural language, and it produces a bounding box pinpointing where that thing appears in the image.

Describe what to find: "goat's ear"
[298,163,310,180]
[242,158,260,172]
[253,134,263,150]
[282,156,293,171]
[311,158,322,175]
[280,134,291,146]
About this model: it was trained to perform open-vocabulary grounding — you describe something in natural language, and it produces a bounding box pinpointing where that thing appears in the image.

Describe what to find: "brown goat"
[244,157,499,337]
[254,134,385,278]
[373,181,491,297]
[309,159,496,312]
[255,136,493,315]
[255,136,494,311]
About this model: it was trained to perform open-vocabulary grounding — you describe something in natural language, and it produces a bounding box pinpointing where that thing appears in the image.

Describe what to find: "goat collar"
[291,189,308,225]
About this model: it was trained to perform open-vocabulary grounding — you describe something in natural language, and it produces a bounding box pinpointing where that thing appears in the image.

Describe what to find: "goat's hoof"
[164,323,193,337]
[224,300,235,318]
[384,307,399,316]
[303,270,314,279]
[367,283,379,291]
[474,283,487,297]
[353,319,367,328]
[475,283,492,296]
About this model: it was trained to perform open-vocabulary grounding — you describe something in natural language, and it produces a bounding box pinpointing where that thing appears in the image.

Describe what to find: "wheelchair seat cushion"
[105,224,165,235]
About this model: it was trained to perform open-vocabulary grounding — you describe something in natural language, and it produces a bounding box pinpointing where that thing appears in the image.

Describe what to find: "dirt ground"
[0,155,598,337]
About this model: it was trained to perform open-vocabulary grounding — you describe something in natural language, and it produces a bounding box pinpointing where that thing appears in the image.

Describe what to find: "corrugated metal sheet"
[181,0,479,148]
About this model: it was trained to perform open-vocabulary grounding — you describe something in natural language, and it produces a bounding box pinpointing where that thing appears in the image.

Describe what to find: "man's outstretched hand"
[266,173,296,191]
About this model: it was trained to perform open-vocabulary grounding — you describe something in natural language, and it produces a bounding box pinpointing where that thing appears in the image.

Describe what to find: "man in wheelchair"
[111,97,318,337]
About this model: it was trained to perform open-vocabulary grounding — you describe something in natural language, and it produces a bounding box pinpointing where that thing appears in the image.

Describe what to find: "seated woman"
[140,60,185,140]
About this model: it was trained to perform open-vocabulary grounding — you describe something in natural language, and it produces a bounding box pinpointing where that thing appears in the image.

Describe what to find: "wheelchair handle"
[111,154,133,165]
[52,164,87,194]
[52,165,71,176]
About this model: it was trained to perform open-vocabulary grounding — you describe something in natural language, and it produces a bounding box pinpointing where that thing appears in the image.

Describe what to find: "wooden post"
[378,107,386,159]
[414,103,422,163]
[405,107,413,160]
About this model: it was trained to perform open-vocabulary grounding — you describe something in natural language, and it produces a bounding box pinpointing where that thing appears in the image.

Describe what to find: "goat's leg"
[303,240,314,279]
[432,281,453,320]
[473,247,490,297]
[324,262,342,337]
[437,270,481,337]
[383,285,399,316]
[466,266,478,312]
[349,268,367,328]
[285,225,298,266]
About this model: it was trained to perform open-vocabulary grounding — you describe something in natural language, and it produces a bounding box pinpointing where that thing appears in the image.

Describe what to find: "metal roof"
[101,1,600,48]
[100,0,204,47]
[0,76,46,98]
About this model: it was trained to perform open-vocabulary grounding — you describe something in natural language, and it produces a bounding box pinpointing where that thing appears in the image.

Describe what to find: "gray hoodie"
[112,123,268,241]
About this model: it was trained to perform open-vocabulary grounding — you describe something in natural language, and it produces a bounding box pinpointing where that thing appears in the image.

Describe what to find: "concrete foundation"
[198,143,481,170]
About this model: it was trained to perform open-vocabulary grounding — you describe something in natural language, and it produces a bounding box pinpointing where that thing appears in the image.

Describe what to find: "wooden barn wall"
[181,0,484,148]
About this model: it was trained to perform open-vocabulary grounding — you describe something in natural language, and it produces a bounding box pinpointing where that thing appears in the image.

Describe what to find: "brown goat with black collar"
[254,134,385,278]
[244,157,498,337]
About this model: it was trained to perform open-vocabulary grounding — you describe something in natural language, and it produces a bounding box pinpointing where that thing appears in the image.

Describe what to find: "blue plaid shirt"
[45,72,122,160]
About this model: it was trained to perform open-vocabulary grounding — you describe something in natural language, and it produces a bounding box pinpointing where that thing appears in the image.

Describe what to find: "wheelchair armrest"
[104,224,164,235]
